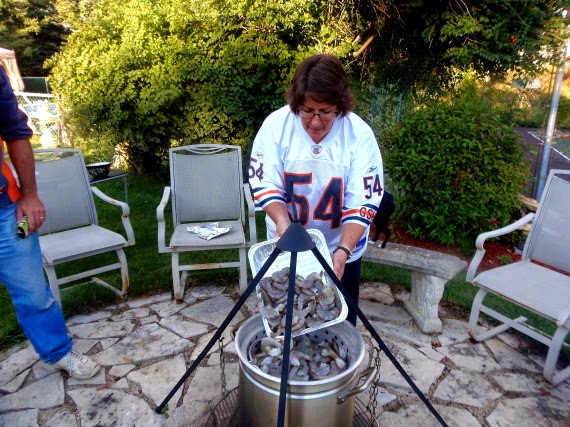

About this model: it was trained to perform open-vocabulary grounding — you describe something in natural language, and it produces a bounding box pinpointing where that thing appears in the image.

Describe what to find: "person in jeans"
[0,65,100,379]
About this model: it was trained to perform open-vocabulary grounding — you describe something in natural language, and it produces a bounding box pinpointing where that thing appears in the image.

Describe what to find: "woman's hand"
[332,249,348,279]
[265,202,291,237]
[274,218,292,237]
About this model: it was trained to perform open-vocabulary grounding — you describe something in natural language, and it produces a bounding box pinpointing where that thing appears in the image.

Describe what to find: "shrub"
[384,84,530,247]
[48,0,359,175]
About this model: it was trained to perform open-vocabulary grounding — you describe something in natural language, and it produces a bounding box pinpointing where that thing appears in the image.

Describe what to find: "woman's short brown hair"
[286,54,355,117]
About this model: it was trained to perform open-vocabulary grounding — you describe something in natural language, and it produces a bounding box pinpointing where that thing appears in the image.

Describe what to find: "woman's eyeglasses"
[298,108,338,121]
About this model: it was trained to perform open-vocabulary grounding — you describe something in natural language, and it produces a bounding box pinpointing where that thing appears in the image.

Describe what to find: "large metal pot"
[235,315,375,427]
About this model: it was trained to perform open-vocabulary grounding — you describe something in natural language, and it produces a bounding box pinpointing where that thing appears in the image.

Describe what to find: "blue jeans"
[0,203,71,363]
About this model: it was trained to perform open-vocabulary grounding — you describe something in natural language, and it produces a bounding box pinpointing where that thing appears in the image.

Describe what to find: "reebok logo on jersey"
[367,166,378,173]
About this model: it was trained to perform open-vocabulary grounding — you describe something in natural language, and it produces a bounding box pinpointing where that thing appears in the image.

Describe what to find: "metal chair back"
[170,144,244,225]
[34,149,98,234]
[523,173,570,273]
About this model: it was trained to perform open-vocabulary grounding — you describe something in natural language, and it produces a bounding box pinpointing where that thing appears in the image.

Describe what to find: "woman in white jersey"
[248,54,384,324]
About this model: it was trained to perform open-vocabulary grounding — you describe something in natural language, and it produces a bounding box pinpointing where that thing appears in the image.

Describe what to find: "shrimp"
[271,267,290,283]
[321,287,336,306]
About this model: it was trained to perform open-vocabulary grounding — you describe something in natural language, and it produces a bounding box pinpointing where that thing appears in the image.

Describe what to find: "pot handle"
[337,367,377,404]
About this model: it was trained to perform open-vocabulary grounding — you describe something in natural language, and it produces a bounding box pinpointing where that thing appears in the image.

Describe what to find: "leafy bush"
[353,81,415,151]
[384,84,530,247]
[48,0,359,175]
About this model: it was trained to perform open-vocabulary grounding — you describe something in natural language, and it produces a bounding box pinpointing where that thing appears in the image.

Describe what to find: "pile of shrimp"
[249,336,348,381]
[257,267,341,337]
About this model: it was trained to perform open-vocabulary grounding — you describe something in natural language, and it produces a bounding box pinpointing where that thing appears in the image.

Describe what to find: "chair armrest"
[466,213,534,282]
[157,186,171,253]
[91,186,135,246]
[243,182,257,246]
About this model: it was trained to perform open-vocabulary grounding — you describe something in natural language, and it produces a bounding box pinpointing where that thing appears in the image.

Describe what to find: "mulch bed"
[373,222,522,272]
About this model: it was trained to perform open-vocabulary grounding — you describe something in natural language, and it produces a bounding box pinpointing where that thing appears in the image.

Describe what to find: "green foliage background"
[0,0,70,76]
[35,0,569,247]
[383,82,530,247]
[46,0,569,175]
[48,0,358,173]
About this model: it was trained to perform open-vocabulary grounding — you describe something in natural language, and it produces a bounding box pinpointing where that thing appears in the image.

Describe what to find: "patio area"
[0,281,568,427]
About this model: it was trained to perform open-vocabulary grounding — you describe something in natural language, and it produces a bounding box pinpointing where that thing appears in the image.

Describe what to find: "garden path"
[0,283,568,426]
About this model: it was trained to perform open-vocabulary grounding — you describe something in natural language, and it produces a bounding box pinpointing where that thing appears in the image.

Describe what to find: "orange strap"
[0,139,21,202]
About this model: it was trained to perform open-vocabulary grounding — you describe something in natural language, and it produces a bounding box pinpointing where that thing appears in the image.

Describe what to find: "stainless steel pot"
[235,315,375,427]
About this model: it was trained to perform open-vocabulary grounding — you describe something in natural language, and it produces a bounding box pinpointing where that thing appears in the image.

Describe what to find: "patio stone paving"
[0,281,568,426]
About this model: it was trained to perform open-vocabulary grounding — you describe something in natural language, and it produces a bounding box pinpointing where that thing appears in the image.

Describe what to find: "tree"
[350,1,569,91]
[0,0,70,76]
[48,0,568,173]
[48,0,357,173]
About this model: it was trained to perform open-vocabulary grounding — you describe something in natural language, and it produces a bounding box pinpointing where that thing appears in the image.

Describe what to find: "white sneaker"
[43,350,101,379]
[368,239,377,244]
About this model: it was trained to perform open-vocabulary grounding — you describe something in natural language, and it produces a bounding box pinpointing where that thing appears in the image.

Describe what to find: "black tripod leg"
[155,247,282,414]
[311,248,449,427]
[276,252,298,427]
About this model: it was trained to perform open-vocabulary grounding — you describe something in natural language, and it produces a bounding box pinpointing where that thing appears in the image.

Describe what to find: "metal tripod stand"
[155,220,448,427]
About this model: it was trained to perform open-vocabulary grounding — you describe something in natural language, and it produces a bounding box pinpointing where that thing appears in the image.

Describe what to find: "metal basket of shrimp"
[248,229,348,339]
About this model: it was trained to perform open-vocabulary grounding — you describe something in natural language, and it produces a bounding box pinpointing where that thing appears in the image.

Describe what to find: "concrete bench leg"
[404,272,446,333]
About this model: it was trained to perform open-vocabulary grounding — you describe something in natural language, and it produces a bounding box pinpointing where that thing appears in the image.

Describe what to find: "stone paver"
[436,342,502,373]
[0,373,64,411]
[437,317,474,346]
[67,319,135,339]
[68,387,165,427]
[0,408,39,427]
[486,396,570,427]
[378,339,445,393]
[360,299,413,323]
[127,354,187,406]
[369,319,432,347]
[492,372,545,393]
[158,314,210,339]
[380,404,481,427]
[0,282,568,427]
[67,311,112,325]
[433,370,503,408]
[149,300,187,318]
[44,410,77,427]
[359,282,395,305]
[179,295,245,327]
[0,346,37,390]
[0,369,29,393]
[93,323,193,366]
[189,284,225,299]
[485,337,541,372]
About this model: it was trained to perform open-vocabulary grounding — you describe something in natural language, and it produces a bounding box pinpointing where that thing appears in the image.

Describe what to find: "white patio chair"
[466,169,570,385]
[27,149,135,304]
[157,144,257,302]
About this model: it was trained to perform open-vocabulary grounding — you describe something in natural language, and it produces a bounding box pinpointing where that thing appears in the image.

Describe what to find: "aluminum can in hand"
[17,215,29,239]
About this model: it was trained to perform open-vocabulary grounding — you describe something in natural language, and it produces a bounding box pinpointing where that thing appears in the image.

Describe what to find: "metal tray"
[248,229,348,339]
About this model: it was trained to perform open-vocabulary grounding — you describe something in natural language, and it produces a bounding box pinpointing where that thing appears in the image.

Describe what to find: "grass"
[0,173,567,357]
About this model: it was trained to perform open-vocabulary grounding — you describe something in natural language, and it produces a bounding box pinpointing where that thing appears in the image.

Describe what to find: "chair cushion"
[170,220,245,249]
[40,225,127,264]
[474,260,570,325]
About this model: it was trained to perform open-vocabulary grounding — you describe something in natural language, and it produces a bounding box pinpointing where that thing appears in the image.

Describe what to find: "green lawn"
[0,172,567,358]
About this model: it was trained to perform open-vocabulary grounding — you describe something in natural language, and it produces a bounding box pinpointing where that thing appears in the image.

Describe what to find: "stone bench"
[363,243,467,334]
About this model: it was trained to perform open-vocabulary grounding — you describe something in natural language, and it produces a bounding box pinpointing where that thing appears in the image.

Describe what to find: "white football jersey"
[248,105,384,260]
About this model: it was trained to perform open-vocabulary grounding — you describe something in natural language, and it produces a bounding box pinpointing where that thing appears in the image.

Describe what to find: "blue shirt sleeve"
[0,66,33,142]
